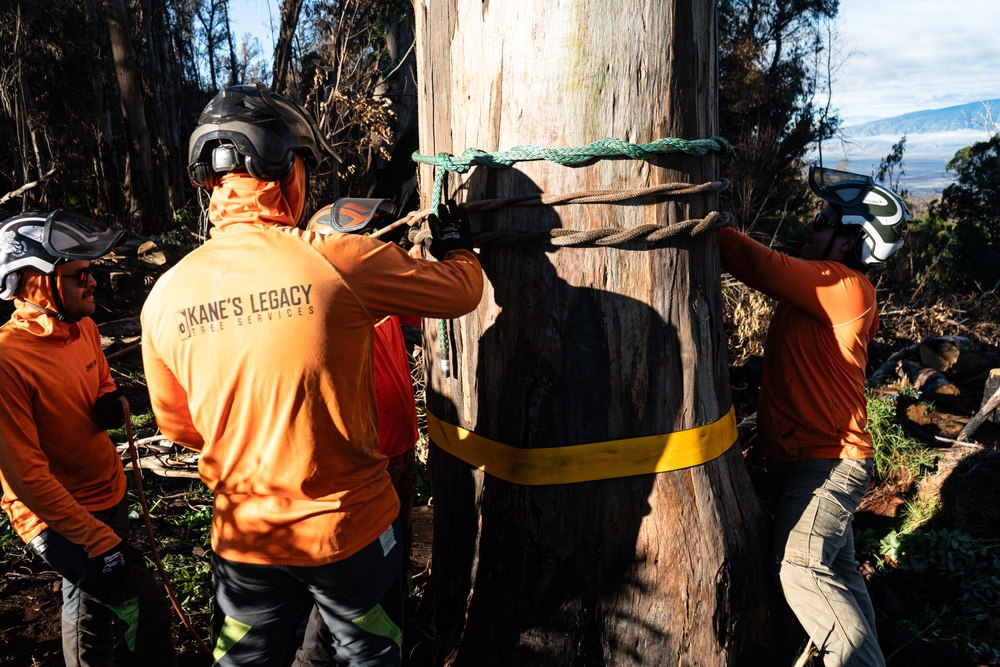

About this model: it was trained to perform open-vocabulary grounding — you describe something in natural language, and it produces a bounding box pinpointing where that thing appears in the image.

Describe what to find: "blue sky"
[229,0,276,51]
[833,0,1000,123]
[230,0,1000,124]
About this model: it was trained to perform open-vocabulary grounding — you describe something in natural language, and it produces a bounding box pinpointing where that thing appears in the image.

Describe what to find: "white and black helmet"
[0,210,128,300]
[187,83,337,189]
[808,164,911,266]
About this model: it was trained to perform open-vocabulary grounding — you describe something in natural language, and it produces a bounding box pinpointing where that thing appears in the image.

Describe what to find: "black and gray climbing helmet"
[187,82,337,188]
[808,163,911,266]
[0,210,128,300]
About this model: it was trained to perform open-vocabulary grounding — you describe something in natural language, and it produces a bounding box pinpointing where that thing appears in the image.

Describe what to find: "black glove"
[427,200,473,261]
[81,545,139,607]
[94,390,126,430]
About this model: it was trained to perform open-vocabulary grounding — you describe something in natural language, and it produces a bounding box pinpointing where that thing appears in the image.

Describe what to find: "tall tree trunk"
[140,0,187,221]
[415,1,798,664]
[17,65,51,208]
[221,0,239,86]
[372,7,419,209]
[82,0,126,217]
[104,0,153,230]
[271,0,304,94]
[0,4,51,208]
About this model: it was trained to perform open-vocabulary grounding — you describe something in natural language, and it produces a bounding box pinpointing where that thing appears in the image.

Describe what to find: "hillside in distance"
[845,99,999,137]
[823,99,998,196]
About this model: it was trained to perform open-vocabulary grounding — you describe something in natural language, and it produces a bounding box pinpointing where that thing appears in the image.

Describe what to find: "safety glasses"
[73,267,92,286]
[307,198,396,235]
[812,211,840,229]
[61,266,92,287]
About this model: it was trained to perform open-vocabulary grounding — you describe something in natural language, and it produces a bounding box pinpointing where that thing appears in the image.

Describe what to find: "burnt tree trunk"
[372,7,419,210]
[105,0,153,230]
[271,0,305,95]
[82,0,126,216]
[414,1,797,665]
[139,0,189,220]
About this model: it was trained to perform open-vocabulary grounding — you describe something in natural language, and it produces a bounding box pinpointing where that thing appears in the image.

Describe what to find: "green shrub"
[866,392,938,482]
[876,528,1000,662]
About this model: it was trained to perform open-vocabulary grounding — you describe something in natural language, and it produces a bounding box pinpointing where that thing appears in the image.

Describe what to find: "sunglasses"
[62,266,93,286]
[812,211,841,229]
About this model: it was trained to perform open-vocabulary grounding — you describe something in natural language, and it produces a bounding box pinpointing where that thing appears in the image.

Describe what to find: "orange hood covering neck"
[208,156,306,232]
[8,268,79,341]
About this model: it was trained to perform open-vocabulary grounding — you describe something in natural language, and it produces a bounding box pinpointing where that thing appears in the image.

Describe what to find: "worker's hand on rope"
[82,544,140,606]
[428,199,473,260]
[94,390,127,430]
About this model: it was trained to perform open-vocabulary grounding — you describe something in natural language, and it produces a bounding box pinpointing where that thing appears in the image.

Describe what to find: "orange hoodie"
[141,168,483,566]
[0,269,125,556]
[719,228,878,461]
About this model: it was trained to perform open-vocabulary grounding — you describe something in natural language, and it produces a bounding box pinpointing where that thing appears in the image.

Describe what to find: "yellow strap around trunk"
[427,406,737,485]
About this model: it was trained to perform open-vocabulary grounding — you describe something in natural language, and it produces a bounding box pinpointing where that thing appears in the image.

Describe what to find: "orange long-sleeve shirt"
[141,220,483,566]
[719,228,878,461]
[0,271,125,556]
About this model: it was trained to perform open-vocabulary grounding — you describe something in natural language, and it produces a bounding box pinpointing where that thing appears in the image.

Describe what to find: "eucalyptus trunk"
[271,0,305,94]
[414,0,797,664]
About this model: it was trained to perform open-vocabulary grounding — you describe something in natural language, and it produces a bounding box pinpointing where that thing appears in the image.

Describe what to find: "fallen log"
[957,383,1000,442]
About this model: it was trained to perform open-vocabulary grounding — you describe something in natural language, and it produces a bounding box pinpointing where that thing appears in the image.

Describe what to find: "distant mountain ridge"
[827,99,999,196]
[844,99,999,137]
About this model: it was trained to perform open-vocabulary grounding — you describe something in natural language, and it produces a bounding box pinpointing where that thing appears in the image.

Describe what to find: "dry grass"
[875,290,1000,349]
[722,276,775,362]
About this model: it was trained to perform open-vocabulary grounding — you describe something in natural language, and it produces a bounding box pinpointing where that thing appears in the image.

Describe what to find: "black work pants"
[28,496,177,667]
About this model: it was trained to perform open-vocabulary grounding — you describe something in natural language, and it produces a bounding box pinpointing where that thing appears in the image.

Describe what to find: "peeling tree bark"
[414,1,798,664]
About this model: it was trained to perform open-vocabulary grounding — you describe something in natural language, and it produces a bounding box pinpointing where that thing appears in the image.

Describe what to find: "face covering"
[208,155,307,229]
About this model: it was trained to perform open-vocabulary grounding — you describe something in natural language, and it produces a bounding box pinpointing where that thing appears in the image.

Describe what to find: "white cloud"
[833,0,1000,121]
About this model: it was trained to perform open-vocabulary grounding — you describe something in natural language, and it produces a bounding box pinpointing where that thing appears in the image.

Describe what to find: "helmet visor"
[42,210,128,260]
[808,164,875,208]
[310,198,396,235]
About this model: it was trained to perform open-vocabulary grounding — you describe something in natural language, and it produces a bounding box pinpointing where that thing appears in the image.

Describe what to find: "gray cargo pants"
[769,458,885,667]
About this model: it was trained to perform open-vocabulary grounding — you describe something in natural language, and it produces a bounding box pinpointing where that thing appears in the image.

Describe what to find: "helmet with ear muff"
[841,184,912,266]
[808,163,911,266]
[187,83,338,189]
[0,210,128,301]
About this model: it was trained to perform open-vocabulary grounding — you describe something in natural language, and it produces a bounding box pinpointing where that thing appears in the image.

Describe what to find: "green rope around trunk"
[415,135,732,378]
[413,135,733,207]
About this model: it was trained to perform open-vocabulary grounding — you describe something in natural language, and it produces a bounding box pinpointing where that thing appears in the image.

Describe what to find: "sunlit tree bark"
[415,0,800,664]
[271,0,304,94]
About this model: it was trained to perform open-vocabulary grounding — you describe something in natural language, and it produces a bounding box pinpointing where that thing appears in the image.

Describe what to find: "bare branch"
[0,167,57,205]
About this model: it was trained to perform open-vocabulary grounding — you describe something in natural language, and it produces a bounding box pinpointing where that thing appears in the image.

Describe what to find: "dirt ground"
[0,504,437,666]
